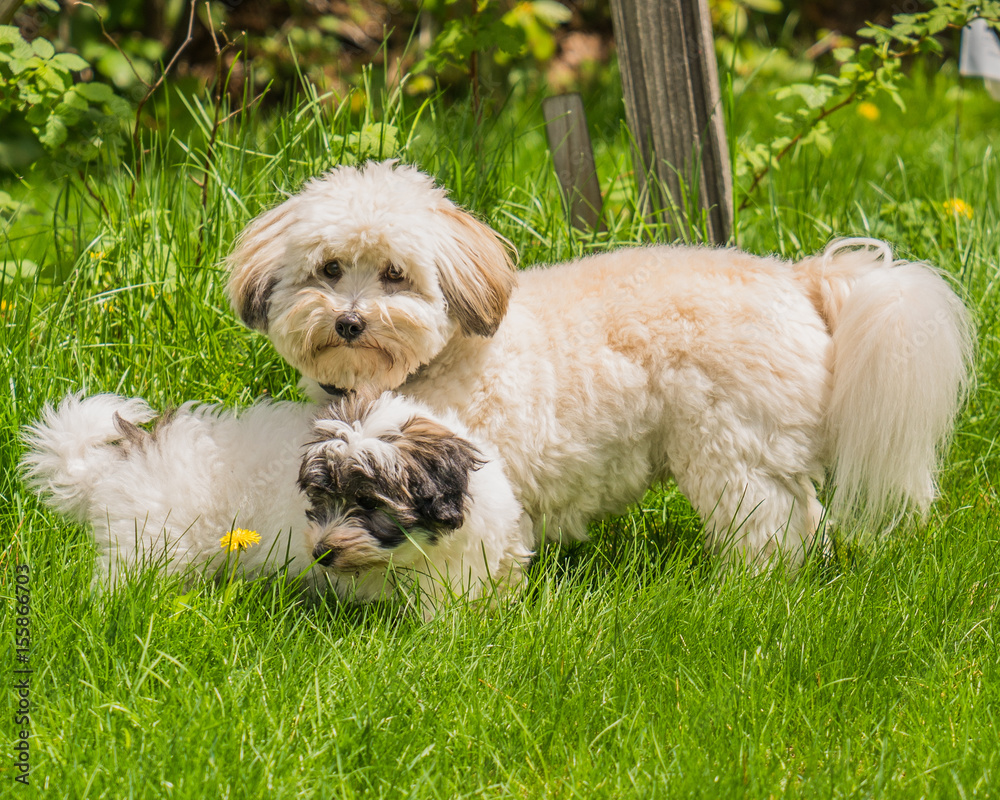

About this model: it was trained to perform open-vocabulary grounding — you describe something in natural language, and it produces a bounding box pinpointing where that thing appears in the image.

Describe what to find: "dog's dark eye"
[382,263,404,282]
[320,260,342,281]
[356,495,379,510]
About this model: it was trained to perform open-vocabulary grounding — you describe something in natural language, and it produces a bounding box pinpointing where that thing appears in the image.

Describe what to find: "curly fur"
[227,161,975,568]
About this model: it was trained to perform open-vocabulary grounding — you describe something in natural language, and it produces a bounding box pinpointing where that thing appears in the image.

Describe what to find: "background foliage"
[2,0,995,223]
[0,0,927,172]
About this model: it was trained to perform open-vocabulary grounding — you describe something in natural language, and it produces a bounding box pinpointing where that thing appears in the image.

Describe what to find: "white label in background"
[960,18,1000,81]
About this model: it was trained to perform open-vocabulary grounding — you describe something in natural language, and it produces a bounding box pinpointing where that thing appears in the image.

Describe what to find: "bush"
[0,23,130,171]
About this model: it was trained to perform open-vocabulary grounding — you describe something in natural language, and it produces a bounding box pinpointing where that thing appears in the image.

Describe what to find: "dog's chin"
[267,329,412,392]
[273,312,455,393]
[315,340,417,393]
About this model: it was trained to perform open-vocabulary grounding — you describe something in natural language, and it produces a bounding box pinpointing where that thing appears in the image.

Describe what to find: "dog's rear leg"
[675,464,825,571]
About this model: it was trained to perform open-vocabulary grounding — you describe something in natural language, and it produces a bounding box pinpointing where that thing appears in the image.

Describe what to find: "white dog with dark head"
[227,160,975,568]
[22,392,531,615]
[297,391,532,606]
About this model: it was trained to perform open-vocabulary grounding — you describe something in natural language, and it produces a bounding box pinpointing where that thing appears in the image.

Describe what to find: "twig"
[738,92,857,211]
[0,0,27,26]
[469,1,482,156]
[78,2,152,90]
[219,89,266,125]
[737,34,936,211]
[77,169,109,217]
[200,3,229,218]
[121,0,198,195]
[194,2,246,263]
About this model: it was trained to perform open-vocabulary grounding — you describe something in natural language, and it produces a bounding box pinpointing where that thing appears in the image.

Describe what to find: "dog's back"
[22,394,317,582]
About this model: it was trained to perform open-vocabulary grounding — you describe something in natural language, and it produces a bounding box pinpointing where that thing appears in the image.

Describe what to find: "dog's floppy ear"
[226,203,298,332]
[398,415,485,531]
[435,207,518,338]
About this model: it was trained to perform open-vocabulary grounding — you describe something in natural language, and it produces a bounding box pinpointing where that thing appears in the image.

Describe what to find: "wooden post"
[543,93,604,232]
[609,0,733,244]
[0,0,26,25]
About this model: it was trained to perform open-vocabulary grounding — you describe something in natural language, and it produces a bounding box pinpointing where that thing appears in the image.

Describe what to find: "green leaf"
[106,95,133,119]
[924,19,948,36]
[37,114,67,148]
[31,37,55,60]
[855,45,877,68]
[33,62,68,94]
[817,74,850,87]
[52,99,83,126]
[4,55,26,75]
[801,122,833,156]
[0,25,24,47]
[75,82,116,103]
[530,0,573,26]
[24,104,48,125]
[491,21,527,55]
[355,122,399,159]
[775,83,834,109]
[3,35,32,61]
[885,88,906,113]
[53,52,90,72]
[20,83,46,105]
[60,88,89,111]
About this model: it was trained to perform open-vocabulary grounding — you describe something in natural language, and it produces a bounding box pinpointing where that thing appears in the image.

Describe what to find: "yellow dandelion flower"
[0,300,12,313]
[943,198,973,219]
[89,251,107,261]
[856,101,880,121]
[220,528,262,552]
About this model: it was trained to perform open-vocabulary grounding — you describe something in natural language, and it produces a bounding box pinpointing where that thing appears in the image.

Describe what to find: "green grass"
[2,66,1000,798]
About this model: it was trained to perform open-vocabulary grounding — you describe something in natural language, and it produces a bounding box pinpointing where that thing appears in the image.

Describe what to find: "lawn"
[1,64,999,798]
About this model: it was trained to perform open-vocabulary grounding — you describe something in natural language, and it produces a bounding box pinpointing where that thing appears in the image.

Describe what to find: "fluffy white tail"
[796,238,975,530]
[21,394,156,522]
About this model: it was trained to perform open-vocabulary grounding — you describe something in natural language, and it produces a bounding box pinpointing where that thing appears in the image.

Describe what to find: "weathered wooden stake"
[0,0,26,25]
[609,0,733,243]
[543,93,604,232]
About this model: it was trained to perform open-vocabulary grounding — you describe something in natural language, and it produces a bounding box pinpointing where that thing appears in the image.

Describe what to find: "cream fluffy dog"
[227,160,974,567]
[22,392,531,614]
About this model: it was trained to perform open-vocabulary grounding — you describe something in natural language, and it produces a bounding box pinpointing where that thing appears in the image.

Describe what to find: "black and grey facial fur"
[298,393,485,571]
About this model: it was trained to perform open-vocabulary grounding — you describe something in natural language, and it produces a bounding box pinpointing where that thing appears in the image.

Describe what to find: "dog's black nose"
[312,543,339,567]
[335,312,366,342]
